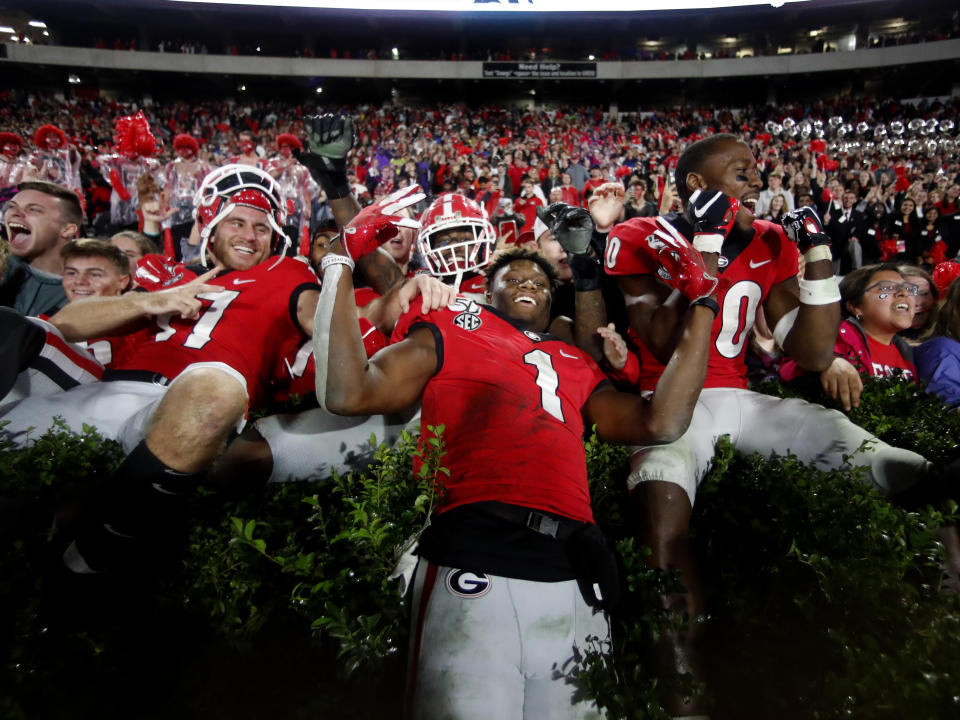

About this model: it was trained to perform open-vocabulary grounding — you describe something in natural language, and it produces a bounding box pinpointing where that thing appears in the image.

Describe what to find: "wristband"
[689,296,720,316]
[804,245,833,264]
[692,234,724,254]
[798,276,841,305]
[320,253,355,273]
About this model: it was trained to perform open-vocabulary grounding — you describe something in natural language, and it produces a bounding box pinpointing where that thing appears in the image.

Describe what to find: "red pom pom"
[114,111,161,159]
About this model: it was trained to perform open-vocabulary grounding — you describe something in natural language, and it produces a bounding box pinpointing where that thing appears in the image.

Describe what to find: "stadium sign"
[483,62,597,78]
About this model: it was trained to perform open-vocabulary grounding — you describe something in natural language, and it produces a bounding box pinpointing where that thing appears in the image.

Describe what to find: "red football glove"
[650,217,719,301]
[683,189,739,253]
[341,184,425,262]
[135,254,198,292]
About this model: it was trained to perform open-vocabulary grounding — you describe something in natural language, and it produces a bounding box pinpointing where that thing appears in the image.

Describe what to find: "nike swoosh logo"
[233,278,256,285]
[693,192,721,218]
[558,349,578,359]
[749,259,772,268]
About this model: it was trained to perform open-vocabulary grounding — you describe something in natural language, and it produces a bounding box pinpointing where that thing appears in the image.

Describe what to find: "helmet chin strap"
[452,267,464,296]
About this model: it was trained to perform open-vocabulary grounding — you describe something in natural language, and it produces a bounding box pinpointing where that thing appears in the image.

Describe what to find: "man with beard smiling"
[605,133,941,719]
[1,180,81,315]
[1,165,320,575]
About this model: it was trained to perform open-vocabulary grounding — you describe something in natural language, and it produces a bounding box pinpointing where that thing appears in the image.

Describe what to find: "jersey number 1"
[523,349,565,422]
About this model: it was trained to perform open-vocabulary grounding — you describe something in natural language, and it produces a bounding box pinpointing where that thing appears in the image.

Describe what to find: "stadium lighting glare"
[0,26,15,33]
[43,30,49,36]
[588,54,595,60]
[68,74,80,84]
[28,20,47,28]
[9,35,17,41]
[315,86,323,93]
[167,0,814,12]
[391,47,399,58]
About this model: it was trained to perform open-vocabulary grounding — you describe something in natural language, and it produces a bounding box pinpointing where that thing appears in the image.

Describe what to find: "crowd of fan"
[2,93,958,266]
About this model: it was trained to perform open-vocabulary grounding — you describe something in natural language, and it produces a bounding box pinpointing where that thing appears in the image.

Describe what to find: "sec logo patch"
[454,312,482,331]
[446,569,491,598]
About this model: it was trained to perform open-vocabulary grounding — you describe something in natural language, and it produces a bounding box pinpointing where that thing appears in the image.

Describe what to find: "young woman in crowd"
[915,276,960,410]
[762,193,788,222]
[897,264,938,341]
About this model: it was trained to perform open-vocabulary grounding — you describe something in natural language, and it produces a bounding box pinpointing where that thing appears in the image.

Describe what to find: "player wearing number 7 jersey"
[604,134,939,719]
[0,165,323,575]
[316,247,719,720]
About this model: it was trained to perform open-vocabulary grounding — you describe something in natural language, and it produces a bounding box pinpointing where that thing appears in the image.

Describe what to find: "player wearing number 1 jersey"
[316,247,719,720]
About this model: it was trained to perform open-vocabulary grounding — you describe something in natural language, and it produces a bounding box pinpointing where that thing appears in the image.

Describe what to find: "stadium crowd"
[2,92,960,719]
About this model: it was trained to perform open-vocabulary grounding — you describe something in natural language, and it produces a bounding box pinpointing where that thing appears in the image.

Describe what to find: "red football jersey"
[605,217,799,390]
[393,296,609,523]
[278,286,387,402]
[116,257,319,408]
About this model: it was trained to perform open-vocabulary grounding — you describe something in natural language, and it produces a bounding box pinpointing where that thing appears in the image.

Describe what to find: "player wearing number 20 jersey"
[605,215,798,390]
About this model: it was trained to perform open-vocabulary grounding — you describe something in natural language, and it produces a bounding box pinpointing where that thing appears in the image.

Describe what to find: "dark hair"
[16,180,83,229]
[484,248,559,292]
[839,262,903,316]
[922,277,960,342]
[61,238,131,277]
[674,133,741,204]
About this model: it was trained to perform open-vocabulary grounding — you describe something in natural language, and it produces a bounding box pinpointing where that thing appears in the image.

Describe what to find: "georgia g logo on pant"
[446,569,491,598]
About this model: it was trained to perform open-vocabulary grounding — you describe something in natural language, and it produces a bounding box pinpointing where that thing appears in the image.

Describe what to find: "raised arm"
[768,207,842,371]
[586,244,719,444]
[313,255,436,416]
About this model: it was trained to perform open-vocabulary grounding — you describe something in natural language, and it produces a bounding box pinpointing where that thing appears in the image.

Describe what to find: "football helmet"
[416,193,495,279]
[193,164,289,267]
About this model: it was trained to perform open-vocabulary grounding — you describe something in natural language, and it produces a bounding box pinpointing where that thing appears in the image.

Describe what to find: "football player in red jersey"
[315,243,720,720]
[1,165,325,575]
[604,133,948,718]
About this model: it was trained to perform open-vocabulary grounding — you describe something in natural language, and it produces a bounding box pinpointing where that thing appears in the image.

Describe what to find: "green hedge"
[2,379,960,719]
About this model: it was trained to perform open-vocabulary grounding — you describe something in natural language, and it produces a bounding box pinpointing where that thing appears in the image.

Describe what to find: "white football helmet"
[193,164,289,267]
[416,193,495,279]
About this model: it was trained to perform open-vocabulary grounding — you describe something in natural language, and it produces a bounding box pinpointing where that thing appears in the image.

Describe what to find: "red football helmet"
[416,193,495,279]
[193,164,289,267]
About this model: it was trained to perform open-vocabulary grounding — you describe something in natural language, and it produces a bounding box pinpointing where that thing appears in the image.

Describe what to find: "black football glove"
[683,189,740,253]
[781,206,832,253]
[537,203,602,291]
[299,114,354,199]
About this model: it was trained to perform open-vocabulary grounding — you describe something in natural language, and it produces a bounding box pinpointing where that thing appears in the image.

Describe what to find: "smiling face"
[848,270,917,340]
[685,139,763,231]
[488,259,552,331]
[902,274,934,330]
[4,189,74,265]
[62,255,130,302]
[209,205,273,271]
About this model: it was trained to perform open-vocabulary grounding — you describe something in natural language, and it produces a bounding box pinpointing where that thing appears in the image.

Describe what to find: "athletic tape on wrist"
[313,261,344,413]
[692,233,724,254]
[772,307,799,349]
[798,275,841,305]
[320,253,355,273]
[803,244,833,264]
